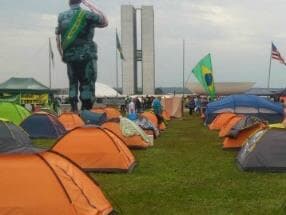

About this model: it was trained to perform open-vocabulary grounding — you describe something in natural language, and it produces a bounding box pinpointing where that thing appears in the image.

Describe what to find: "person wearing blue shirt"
[152,97,164,126]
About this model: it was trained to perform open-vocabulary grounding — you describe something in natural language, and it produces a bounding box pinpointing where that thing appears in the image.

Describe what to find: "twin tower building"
[121,5,155,95]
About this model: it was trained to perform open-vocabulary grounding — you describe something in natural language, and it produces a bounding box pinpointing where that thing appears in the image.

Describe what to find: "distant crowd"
[123,96,159,114]
[187,96,210,116]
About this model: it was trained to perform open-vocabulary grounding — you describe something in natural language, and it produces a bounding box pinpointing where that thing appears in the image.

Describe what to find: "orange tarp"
[161,96,183,118]
[223,123,266,150]
[219,115,244,137]
[142,112,166,131]
[58,112,85,131]
[91,107,121,120]
[53,126,136,173]
[0,151,113,215]
[101,122,149,149]
[209,113,237,131]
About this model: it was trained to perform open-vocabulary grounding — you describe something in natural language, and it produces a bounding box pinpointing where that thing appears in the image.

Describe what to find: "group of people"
[187,96,210,116]
[124,96,158,114]
[126,96,164,126]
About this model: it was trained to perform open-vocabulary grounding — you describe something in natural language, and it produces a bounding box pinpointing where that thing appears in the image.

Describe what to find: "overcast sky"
[1,0,286,89]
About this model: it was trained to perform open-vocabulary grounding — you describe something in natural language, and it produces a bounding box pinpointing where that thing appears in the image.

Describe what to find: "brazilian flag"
[192,53,216,100]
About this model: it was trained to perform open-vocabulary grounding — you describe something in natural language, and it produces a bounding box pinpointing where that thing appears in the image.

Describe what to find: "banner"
[192,53,216,99]
[21,94,49,105]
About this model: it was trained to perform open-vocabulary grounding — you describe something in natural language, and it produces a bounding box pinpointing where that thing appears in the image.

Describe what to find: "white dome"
[187,82,255,96]
[95,83,121,97]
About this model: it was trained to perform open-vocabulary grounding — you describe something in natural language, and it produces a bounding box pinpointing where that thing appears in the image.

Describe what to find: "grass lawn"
[33,115,286,214]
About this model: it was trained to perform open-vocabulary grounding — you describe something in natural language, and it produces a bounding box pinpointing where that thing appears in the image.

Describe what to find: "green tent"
[0,102,31,125]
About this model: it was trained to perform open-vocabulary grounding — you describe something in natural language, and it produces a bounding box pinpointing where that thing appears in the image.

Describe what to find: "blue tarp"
[80,111,107,126]
[205,95,284,124]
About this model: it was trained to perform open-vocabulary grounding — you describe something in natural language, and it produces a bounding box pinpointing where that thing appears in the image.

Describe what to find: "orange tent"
[52,126,136,173]
[162,110,171,121]
[219,115,244,138]
[101,122,149,149]
[161,96,183,118]
[58,112,85,131]
[208,113,237,131]
[142,112,166,131]
[91,107,121,120]
[0,151,113,215]
[223,123,266,150]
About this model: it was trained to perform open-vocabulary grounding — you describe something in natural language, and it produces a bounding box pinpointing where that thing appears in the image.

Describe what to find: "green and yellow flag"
[192,53,216,99]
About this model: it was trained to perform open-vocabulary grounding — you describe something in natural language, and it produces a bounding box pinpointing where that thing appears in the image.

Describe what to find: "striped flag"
[272,42,286,65]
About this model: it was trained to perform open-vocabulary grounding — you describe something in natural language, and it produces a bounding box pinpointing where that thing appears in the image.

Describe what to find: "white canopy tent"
[95,83,121,97]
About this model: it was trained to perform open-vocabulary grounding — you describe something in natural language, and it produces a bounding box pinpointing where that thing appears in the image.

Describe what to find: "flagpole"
[116,29,119,97]
[182,39,185,115]
[49,38,52,89]
[267,42,272,89]
[183,39,185,94]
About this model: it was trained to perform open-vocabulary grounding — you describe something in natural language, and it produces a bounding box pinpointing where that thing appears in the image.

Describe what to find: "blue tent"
[21,113,66,139]
[205,95,284,124]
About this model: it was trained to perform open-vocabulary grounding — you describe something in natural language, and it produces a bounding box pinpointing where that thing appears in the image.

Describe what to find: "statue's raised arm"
[82,0,108,27]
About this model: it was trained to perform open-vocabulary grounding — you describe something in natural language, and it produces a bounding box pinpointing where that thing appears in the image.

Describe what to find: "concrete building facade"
[121,5,155,95]
[141,6,155,95]
[121,5,137,95]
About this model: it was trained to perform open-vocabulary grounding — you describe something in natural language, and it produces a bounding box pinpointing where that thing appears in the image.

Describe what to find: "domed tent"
[92,107,122,120]
[21,112,66,139]
[58,112,85,131]
[0,119,40,153]
[223,123,266,150]
[205,95,284,124]
[0,102,30,125]
[237,128,286,171]
[208,113,237,131]
[52,126,136,173]
[219,115,244,138]
[101,122,150,149]
[226,116,265,138]
[0,151,113,214]
[141,112,166,131]
[119,117,152,145]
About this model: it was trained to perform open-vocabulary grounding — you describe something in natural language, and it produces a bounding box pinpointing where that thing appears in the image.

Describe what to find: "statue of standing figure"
[55,0,108,112]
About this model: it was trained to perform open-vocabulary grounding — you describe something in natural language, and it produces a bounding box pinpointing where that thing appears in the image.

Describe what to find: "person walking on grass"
[188,96,195,115]
[194,96,201,113]
[55,0,108,112]
[152,97,164,127]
